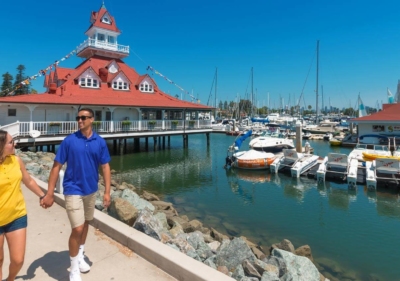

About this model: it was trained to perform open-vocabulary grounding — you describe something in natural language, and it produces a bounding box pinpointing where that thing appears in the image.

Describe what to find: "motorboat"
[249,131,295,153]
[366,158,400,190]
[348,135,391,162]
[323,133,333,141]
[211,119,236,133]
[270,148,319,178]
[224,130,276,170]
[329,137,342,146]
[302,120,339,134]
[316,153,358,188]
[302,132,312,140]
[341,133,358,147]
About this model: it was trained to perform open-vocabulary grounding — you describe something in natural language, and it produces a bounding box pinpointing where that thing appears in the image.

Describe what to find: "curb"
[33,176,234,281]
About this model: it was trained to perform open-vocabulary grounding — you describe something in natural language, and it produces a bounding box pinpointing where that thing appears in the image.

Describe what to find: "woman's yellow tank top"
[0,155,26,226]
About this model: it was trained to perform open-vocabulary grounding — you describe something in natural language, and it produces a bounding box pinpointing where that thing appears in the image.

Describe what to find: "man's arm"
[101,163,111,208]
[42,161,63,207]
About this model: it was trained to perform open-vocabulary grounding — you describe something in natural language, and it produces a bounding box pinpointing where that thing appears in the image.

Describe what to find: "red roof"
[0,56,213,110]
[55,67,72,81]
[352,103,400,122]
[86,6,120,34]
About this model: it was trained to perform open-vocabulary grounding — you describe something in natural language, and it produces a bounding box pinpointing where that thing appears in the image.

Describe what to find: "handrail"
[3,120,212,138]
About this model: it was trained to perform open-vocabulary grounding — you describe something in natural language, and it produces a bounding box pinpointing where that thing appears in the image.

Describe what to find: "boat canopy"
[251,117,270,124]
[234,130,252,149]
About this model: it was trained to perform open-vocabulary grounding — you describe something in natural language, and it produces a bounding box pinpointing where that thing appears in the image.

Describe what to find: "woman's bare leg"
[5,228,26,281]
[0,233,4,281]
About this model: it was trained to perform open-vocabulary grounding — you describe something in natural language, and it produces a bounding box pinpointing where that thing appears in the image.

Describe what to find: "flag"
[358,96,367,117]
[387,88,394,104]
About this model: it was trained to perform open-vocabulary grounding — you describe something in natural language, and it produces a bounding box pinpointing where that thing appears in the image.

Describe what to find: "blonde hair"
[0,130,8,164]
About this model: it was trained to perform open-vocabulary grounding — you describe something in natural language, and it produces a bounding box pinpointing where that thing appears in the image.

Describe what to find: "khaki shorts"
[65,193,96,229]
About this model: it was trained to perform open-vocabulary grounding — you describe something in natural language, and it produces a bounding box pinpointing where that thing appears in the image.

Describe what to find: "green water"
[108,134,400,281]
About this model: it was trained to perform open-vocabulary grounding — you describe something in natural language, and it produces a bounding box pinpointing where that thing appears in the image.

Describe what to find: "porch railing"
[2,120,212,138]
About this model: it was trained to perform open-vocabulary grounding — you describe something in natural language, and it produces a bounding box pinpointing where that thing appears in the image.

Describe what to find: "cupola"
[76,2,129,59]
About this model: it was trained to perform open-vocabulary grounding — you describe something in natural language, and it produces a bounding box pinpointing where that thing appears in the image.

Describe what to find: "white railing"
[77,39,130,54]
[9,120,212,138]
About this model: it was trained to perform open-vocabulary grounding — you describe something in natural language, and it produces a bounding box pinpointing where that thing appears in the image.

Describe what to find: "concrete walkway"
[3,185,177,281]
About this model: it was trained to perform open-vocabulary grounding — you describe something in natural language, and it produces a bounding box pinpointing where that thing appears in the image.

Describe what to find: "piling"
[296,123,302,153]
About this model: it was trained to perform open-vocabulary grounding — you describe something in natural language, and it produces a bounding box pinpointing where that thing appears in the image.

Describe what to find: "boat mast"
[251,67,254,117]
[315,40,320,124]
[215,67,217,119]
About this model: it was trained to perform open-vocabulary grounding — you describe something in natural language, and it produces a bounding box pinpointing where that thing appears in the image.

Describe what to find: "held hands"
[40,194,54,209]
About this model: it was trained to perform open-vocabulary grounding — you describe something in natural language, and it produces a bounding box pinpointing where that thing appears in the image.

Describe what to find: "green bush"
[49,122,61,127]
[171,120,179,125]
[92,121,101,126]
[148,120,157,125]
[189,120,196,125]
[122,120,132,126]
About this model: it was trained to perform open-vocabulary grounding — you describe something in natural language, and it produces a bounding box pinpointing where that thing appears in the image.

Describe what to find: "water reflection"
[364,187,400,218]
[318,181,357,210]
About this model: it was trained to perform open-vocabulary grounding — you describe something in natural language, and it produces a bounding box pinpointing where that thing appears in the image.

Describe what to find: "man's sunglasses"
[75,115,93,121]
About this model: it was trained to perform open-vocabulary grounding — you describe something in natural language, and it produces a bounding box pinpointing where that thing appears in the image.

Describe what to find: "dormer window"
[113,81,128,90]
[102,17,110,24]
[98,33,105,41]
[140,82,153,93]
[80,78,99,88]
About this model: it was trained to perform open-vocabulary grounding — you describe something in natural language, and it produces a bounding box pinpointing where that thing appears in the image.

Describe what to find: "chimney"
[49,83,57,94]
[99,68,108,83]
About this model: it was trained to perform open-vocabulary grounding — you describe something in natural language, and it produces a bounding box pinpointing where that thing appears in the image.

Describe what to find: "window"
[98,33,105,41]
[8,109,16,117]
[139,82,154,93]
[79,78,99,89]
[108,36,115,44]
[102,17,110,24]
[112,80,129,90]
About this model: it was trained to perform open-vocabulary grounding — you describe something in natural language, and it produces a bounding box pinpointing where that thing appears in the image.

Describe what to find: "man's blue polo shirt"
[55,130,111,196]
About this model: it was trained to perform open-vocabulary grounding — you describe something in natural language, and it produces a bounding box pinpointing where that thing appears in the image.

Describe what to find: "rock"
[215,237,256,271]
[211,227,230,242]
[121,189,155,212]
[142,191,160,201]
[208,241,221,253]
[168,236,201,261]
[232,264,246,281]
[251,246,266,260]
[295,245,314,262]
[261,271,280,281]
[254,259,279,276]
[150,200,173,210]
[270,239,295,254]
[240,277,259,281]
[154,212,169,230]
[188,219,203,231]
[133,208,165,241]
[217,266,230,276]
[272,249,320,281]
[262,256,287,277]
[109,197,138,226]
[169,221,184,238]
[242,259,261,278]
[240,236,257,248]
[204,256,217,269]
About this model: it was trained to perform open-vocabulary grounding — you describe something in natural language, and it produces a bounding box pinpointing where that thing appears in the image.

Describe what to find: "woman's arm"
[17,156,46,199]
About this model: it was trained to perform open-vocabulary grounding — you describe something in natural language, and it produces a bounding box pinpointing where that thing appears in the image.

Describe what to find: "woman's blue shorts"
[0,215,27,235]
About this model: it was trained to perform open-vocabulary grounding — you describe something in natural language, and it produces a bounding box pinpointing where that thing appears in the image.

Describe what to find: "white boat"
[348,135,391,162]
[323,133,333,141]
[316,153,358,188]
[249,131,295,153]
[365,158,400,190]
[270,148,319,177]
[211,119,235,133]
[302,120,339,134]
[224,130,276,170]
[302,132,312,140]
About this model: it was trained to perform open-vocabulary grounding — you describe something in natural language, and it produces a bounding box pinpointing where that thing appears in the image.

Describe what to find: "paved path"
[3,186,177,281]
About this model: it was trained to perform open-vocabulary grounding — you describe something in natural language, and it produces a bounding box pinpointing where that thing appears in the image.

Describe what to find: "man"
[42,108,111,281]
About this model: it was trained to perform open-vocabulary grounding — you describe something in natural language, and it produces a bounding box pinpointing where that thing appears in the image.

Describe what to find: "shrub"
[49,122,61,126]
[148,120,157,125]
[171,120,179,125]
[122,120,132,126]
[92,121,101,126]
[189,120,196,125]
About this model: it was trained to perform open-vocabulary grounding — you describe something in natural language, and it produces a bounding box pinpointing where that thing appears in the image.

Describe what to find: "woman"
[0,130,46,281]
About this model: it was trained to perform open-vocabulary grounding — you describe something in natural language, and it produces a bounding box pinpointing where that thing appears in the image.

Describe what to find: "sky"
[2,0,400,111]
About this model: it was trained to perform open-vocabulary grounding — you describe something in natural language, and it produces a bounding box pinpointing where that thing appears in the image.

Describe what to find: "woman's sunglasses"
[75,115,93,121]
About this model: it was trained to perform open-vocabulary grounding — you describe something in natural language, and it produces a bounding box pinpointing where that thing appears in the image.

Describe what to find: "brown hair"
[0,130,8,164]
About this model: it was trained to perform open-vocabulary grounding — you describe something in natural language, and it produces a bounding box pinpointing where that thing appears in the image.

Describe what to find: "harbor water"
[108,133,400,281]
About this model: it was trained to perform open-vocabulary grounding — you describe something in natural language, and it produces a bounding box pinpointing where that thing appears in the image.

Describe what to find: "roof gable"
[86,6,120,34]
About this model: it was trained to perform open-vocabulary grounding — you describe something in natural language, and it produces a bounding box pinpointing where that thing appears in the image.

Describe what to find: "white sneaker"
[79,257,91,273]
[70,270,82,281]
